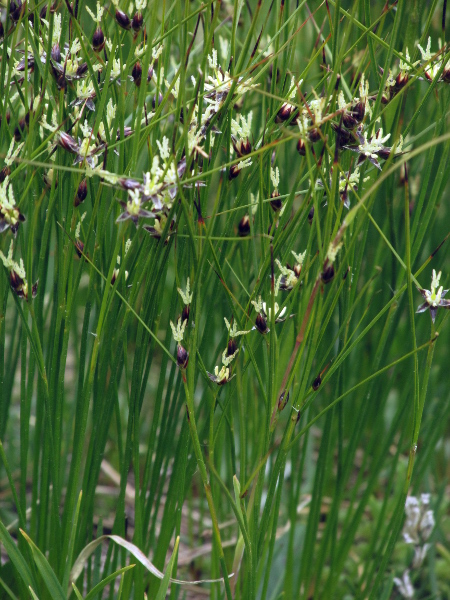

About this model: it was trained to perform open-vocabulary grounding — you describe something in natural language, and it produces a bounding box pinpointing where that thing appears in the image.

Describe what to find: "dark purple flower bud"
[74,179,87,207]
[270,190,283,212]
[308,206,314,225]
[76,62,88,78]
[14,118,26,142]
[278,390,289,411]
[177,344,189,369]
[255,313,268,334]
[147,65,154,83]
[51,43,61,63]
[227,338,238,357]
[152,92,163,109]
[182,304,190,324]
[132,11,143,32]
[115,9,131,30]
[321,265,335,284]
[308,127,321,143]
[276,103,298,124]
[10,0,26,23]
[238,215,250,237]
[132,61,142,87]
[93,27,105,52]
[312,374,322,391]
[229,164,241,180]
[297,138,306,156]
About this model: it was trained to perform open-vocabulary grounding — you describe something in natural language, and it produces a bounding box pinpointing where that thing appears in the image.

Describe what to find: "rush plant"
[0,1,449,599]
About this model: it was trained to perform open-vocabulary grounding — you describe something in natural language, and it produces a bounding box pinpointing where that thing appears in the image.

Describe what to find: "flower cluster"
[0,241,38,301]
[0,178,25,236]
[416,270,449,323]
[394,494,436,598]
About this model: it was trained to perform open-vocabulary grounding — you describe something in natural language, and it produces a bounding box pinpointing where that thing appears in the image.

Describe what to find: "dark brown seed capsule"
[51,43,61,63]
[308,127,321,143]
[227,337,238,357]
[278,390,289,411]
[152,92,163,109]
[74,179,87,206]
[132,61,142,86]
[352,101,365,123]
[232,137,252,157]
[276,103,298,123]
[182,304,190,324]
[0,21,4,38]
[177,344,189,369]
[255,313,268,334]
[296,410,301,423]
[238,215,250,237]
[75,239,85,258]
[229,164,241,180]
[270,190,283,213]
[312,375,322,391]
[297,138,306,156]
[76,62,88,78]
[9,270,24,292]
[132,11,143,32]
[308,206,314,225]
[93,27,105,52]
[342,112,358,129]
[115,9,131,29]
[10,0,26,23]
[321,265,335,284]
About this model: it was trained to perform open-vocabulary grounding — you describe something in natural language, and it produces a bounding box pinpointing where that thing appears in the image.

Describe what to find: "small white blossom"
[125,238,132,255]
[231,112,253,140]
[86,1,104,23]
[170,317,187,342]
[251,296,264,313]
[224,318,251,338]
[326,241,342,264]
[178,278,193,305]
[270,166,280,190]
[292,250,306,266]
[156,136,171,160]
[236,157,252,171]
[135,0,147,10]
[262,301,286,322]
[4,139,24,167]
[393,570,415,599]
[222,348,238,367]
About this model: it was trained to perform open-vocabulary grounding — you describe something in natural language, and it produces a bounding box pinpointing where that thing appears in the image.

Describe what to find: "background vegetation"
[0,0,449,598]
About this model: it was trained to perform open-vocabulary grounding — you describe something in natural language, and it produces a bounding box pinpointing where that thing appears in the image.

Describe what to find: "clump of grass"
[0,1,449,599]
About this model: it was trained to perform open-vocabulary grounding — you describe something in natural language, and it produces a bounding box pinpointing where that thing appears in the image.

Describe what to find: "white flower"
[178,278,193,305]
[393,570,414,599]
[262,301,286,322]
[156,136,171,160]
[207,49,218,71]
[5,138,24,167]
[224,318,251,338]
[417,37,448,81]
[170,317,187,342]
[270,166,280,190]
[222,348,238,367]
[326,241,342,264]
[358,128,391,159]
[236,157,252,171]
[251,296,263,313]
[231,112,253,140]
[292,250,307,266]
[135,0,147,9]
[86,1,104,23]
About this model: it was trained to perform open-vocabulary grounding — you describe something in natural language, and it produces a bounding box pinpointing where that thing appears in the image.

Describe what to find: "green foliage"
[0,0,449,599]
